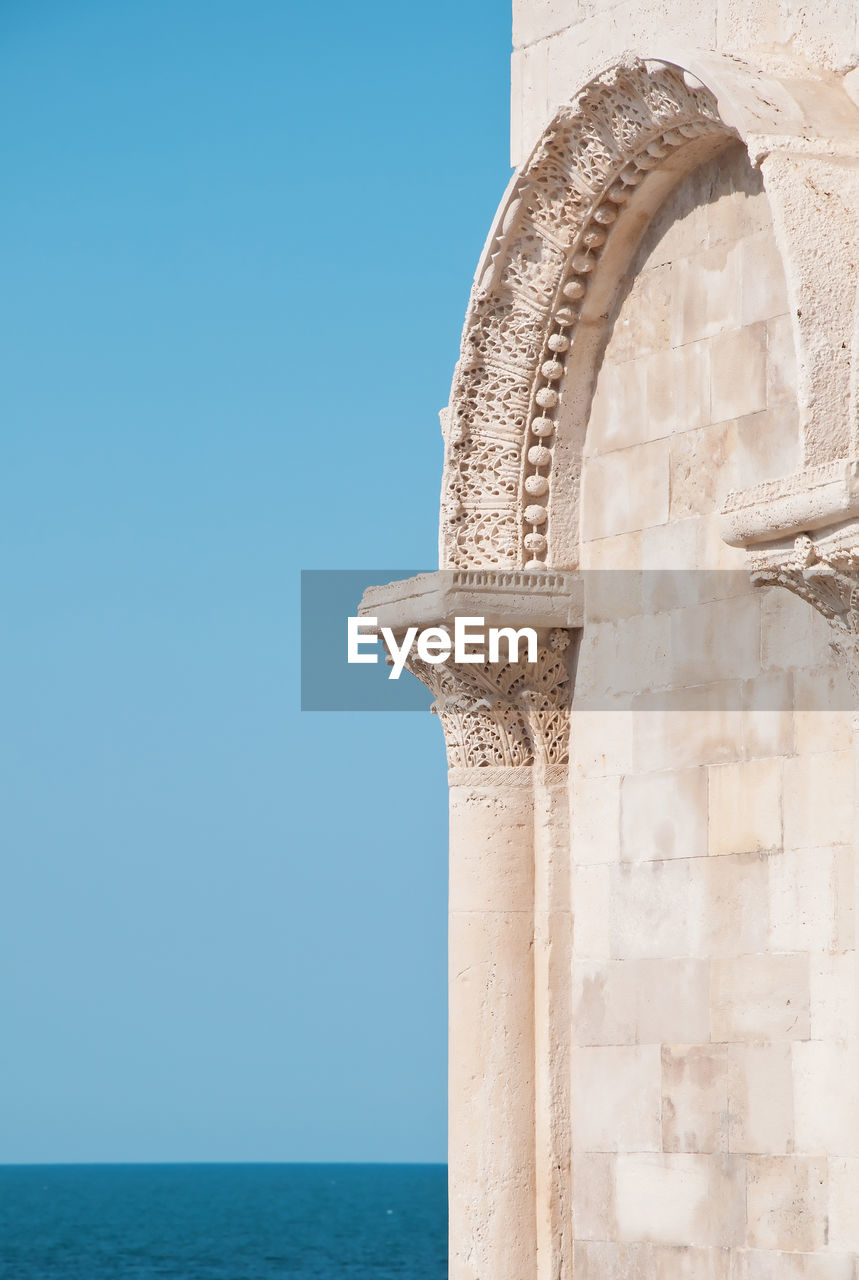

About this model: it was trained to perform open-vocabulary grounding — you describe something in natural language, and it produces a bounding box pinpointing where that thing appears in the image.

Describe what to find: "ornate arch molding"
[440,54,859,571]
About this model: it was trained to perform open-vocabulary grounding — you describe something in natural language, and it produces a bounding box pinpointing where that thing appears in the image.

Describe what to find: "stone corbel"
[748,523,859,688]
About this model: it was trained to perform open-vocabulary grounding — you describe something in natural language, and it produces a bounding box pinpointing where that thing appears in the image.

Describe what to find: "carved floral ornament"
[405,627,575,770]
[440,59,730,571]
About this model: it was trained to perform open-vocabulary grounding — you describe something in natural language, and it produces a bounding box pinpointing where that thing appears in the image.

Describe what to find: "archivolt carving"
[406,630,574,769]
[441,59,729,571]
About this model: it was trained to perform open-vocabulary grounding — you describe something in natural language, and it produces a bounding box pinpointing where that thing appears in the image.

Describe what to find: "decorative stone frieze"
[441,58,730,571]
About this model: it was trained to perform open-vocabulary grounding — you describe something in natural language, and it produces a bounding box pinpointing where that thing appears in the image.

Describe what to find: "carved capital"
[358,570,582,770]
[408,627,575,769]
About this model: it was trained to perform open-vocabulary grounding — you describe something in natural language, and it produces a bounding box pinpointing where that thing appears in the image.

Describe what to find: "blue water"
[0,1164,447,1279]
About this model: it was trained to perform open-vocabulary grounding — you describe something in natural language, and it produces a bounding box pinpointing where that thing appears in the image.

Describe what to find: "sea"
[0,1164,448,1279]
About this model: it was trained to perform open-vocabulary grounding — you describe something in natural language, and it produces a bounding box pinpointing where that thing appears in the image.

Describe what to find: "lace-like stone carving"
[441,59,728,570]
[752,531,859,686]
[405,629,574,769]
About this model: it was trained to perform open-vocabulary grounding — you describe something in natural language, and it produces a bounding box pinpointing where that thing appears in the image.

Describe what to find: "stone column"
[358,571,581,1280]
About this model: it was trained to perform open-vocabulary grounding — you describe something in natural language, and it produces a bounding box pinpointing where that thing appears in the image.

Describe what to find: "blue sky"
[0,0,511,1162]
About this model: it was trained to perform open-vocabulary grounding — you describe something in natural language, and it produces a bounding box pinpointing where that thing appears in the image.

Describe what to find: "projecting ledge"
[358,568,583,632]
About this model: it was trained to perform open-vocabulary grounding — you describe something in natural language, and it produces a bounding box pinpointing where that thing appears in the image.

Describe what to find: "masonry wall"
[511,1,859,164]
[566,143,858,1274]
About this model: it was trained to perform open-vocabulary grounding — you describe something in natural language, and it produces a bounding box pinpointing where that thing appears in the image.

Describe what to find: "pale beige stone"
[828,1156,859,1251]
[586,355,650,456]
[620,767,708,862]
[574,1241,732,1280]
[760,585,817,672]
[708,758,781,856]
[783,750,853,851]
[662,1044,729,1155]
[611,858,707,959]
[809,951,858,1042]
[793,672,854,755]
[792,1040,859,1156]
[572,1044,662,1151]
[672,242,742,347]
[710,953,810,1042]
[613,1153,745,1247]
[731,1248,858,1279]
[710,323,768,424]
[571,700,636,777]
[768,844,854,954]
[746,1156,829,1252]
[573,957,710,1046]
[704,851,770,958]
[728,1043,794,1155]
[765,313,797,407]
[574,864,611,958]
[572,1150,616,1241]
[571,773,621,863]
[582,440,670,541]
[669,422,737,521]
[632,685,745,773]
[670,594,762,686]
[740,231,790,325]
[645,340,709,440]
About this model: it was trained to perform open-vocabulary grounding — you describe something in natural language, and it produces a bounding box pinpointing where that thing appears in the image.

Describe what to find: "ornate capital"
[408,627,574,769]
[358,570,582,770]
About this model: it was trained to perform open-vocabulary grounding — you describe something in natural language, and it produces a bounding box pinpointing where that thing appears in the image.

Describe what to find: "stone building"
[362,1,859,1275]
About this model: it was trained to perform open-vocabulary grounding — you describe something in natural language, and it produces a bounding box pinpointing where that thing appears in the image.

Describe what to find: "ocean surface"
[0,1164,448,1279]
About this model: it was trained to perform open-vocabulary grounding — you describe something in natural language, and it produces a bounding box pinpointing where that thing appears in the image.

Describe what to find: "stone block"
[672,242,742,346]
[573,957,710,1046]
[582,440,670,541]
[732,405,800,491]
[633,684,745,772]
[572,1150,616,1241]
[745,1156,828,1252]
[671,594,762,686]
[611,858,707,959]
[708,758,781,856]
[572,1044,662,1151]
[794,672,854,755]
[766,313,798,406]
[704,851,771,958]
[809,951,857,1042]
[727,1043,794,1155]
[783,750,853,851]
[620,767,708,862]
[740,231,790,325]
[710,953,810,1042]
[761,585,817,672]
[669,421,737,520]
[571,773,621,863]
[710,323,768,424]
[587,355,649,456]
[792,1040,859,1157]
[645,341,710,440]
[614,1153,745,1247]
[571,700,636,777]
[828,1156,859,1251]
[574,864,612,958]
[731,1248,857,1279]
[662,1043,729,1155]
[768,845,853,954]
[605,264,672,365]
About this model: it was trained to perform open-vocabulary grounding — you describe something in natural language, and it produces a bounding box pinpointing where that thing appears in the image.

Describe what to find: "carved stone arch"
[439,54,859,570]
